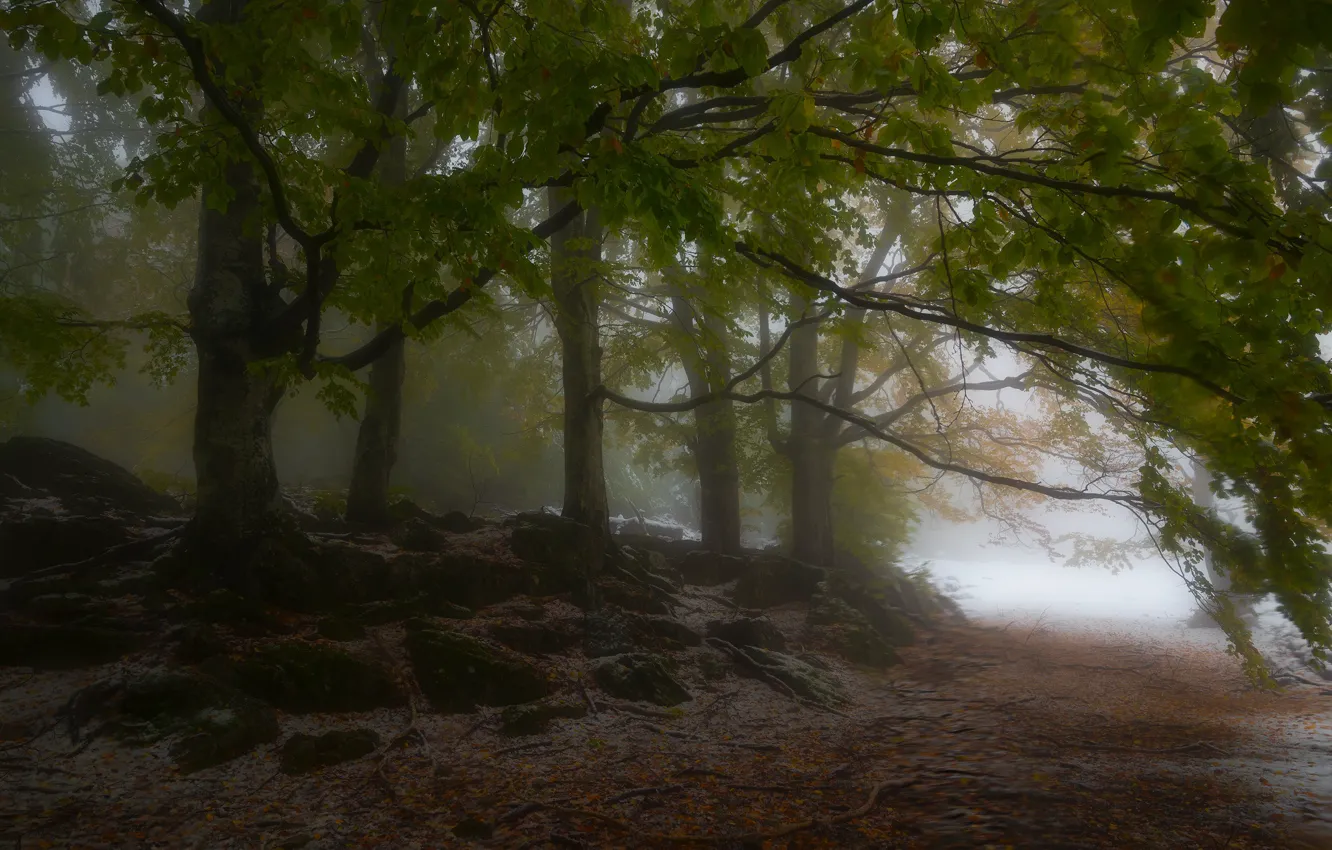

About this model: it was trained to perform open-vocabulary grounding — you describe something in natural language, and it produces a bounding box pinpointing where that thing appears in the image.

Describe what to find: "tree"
[7,0,1332,672]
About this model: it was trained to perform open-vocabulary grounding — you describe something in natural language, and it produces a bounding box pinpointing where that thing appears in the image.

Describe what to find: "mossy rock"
[732,556,824,608]
[594,653,691,706]
[697,653,731,681]
[587,577,672,615]
[643,616,702,649]
[730,646,847,708]
[0,623,148,670]
[182,589,291,637]
[405,624,548,713]
[584,607,655,657]
[172,622,228,664]
[316,617,367,641]
[221,642,404,714]
[489,620,580,656]
[706,617,786,651]
[506,512,599,594]
[71,671,278,773]
[824,623,900,668]
[280,728,380,774]
[499,697,588,736]
[811,583,915,648]
[678,550,748,587]
[349,595,473,626]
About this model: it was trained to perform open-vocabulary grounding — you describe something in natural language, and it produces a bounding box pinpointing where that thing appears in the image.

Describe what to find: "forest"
[2,0,1332,846]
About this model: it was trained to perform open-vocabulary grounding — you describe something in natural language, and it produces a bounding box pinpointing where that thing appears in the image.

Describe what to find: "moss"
[405,624,548,713]
[223,642,404,714]
[499,698,588,736]
[91,671,279,773]
[0,623,147,670]
[594,653,691,706]
[280,728,380,774]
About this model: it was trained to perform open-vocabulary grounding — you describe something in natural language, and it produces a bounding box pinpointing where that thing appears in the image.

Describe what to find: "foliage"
[5,0,1332,671]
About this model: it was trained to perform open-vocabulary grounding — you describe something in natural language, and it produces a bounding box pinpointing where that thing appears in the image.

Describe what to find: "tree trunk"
[549,187,608,533]
[787,293,835,565]
[346,86,408,526]
[185,0,290,549]
[188,158,287,546]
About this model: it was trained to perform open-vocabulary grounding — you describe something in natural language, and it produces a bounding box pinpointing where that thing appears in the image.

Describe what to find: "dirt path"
[2,612,1327,849]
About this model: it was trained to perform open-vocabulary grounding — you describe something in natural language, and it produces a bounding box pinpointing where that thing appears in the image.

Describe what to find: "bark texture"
[346,84,408,526]
[188,159,287,544]
[548,187,608,533]
[670,286,742,555]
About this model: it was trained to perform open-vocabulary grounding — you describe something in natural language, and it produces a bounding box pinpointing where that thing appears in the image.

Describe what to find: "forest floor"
[3,603,1330,849]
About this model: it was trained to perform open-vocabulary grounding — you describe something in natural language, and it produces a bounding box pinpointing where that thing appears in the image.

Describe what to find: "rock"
[723,645,847,707]
[219,642,404,714]
[644,616,702,649]
[351,595,474,626]
[0,514,133,578]
[706,617,787,651]
[512,603,546,621]
[587,576,672,615]
[817,581,915,647]
[392,518,446,552]
[0,623,148,669]
[173,622,228,664]
[280,729,380,774]
[452,817,495,840]
[823,623,899,668]
[183,589,292,637]
[0,437,180,516]
[438,511,480,534]
[678,551,748,586]
[22,592,100,621]
[499,697,588,736]
[808,584,910,664]
[731,556,824,608]
[621,547,685,592]
[507,512,599,593]
[489,620,580,655]
[697,653,730,681]
[405,552,551,610]
[584,607,655,657]
[316,617,367,642]
[594,653,691,706]
[68,671,278,773]
[405,623,548,712]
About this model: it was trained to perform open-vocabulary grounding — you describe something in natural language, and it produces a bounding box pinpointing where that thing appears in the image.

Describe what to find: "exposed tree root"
[706,637,851,717]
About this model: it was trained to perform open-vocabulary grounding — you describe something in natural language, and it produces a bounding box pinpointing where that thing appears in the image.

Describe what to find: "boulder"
[217,642,404,714]
[589,576,672,615]
[722,644,848,707]
[593,653,691,706]
[706,617,787,651]
[678,551,748,586]
[392,518,447,552]
[499,697,588,736]
[584,607,655,657]
[67,671,278,773]
[822,623,899,668]
[643,615,702,649]
[817,581,915,647]
[507,512,599,593]
[621,547,685,592]
[489,620,581,656]
[316,617,367,642]
[172,622,228,664]
[0,437,181,516]
[0,622,148,670]
[0,514,131,578]
[280,728,380,774]
[731,555,824,608]
[405,623,548,712]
